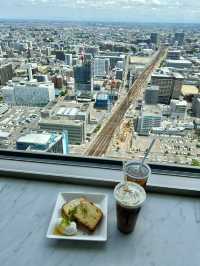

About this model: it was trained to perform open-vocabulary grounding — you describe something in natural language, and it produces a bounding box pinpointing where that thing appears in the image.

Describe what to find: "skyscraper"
[65,54,73,66]
[74,61,93,92]
[151,69,184,104]
[94,58,110,78]
[0,64,13,85]
[174,32,185,46]
[150,33,159,46]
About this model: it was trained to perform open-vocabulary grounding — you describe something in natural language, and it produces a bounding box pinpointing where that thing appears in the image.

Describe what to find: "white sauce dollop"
[64,221,77,236]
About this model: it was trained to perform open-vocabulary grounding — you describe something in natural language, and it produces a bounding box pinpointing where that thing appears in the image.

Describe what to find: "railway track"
[85,48,167,157]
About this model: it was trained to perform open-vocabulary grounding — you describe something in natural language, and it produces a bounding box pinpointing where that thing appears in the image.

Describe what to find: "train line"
[85,48,167,157]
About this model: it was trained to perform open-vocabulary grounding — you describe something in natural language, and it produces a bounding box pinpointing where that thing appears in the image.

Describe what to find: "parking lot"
[0,106,41,149]
[131,132,200,165]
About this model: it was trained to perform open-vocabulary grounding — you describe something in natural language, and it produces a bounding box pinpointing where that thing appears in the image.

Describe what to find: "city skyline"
[0,0,200,23]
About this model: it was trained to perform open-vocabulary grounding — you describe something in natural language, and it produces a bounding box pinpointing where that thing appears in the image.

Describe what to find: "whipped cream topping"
[114,182,146,208]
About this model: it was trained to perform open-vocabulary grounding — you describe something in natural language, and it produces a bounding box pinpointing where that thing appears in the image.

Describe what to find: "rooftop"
[181,85,199,96]
[17,133,53,145]
[146,85,159,91]
[166,59,192,64]
[170,99,187,105]
[142,104,162,115]
[39,118,84,126]
[129,56,152,65]
[152,68,184,79]
[0,131,10,139]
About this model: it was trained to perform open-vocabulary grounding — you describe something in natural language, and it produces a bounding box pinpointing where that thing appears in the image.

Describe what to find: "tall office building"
[192,95,200,118]
[174,32,185,46]
[136,105,162,136]
[46,47,51,56]
[150,33,159,46]
[0,64,13,85]
[94,58,110,78]
[74,61,93,92]
[151,69,184,104]
[145,85,159,105]
[65,54,73,66]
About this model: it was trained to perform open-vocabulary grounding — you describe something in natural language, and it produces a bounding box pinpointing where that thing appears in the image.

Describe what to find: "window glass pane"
[0,4,199,169]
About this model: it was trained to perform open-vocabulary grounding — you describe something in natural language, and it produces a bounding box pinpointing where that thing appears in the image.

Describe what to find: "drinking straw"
[140,138,156,169]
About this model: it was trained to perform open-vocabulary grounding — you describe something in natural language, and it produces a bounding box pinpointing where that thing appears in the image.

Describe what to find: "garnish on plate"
[54,197,103,236]
[56,218,78,236]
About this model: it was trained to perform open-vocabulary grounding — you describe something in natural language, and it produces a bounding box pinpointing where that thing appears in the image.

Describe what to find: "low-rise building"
[170,99,187,119]
[16,133,63,154]
[181,85,199,102]
[167,50,181,60]
[39,118,86,144]
[166,59,192,69]
[152,126,185,136]
[94,93,109,109]
[53,102,91,124]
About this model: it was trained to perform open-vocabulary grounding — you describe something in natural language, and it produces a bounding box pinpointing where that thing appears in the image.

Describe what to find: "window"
[0,2,199,171]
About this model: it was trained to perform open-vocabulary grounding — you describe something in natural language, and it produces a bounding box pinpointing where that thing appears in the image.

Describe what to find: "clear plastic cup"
[123,161,151,190]
[114,181,146,234]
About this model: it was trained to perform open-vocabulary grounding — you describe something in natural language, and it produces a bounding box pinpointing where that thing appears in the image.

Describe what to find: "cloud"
[3,0,200,10]
[1,0,200,22]
[2,0,184,8]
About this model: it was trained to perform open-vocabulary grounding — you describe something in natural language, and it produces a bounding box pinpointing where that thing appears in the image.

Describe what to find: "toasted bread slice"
[62,197,103,231]
[73,198,103,231]
[62,198,83,218]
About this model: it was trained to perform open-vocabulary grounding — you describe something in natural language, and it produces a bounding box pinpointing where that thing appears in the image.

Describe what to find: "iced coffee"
[114,181,146,234]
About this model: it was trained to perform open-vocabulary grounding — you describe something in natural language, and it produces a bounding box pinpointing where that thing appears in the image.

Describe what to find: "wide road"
[85,48,167,157]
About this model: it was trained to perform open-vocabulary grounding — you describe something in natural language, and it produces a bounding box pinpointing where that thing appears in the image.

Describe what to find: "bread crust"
[62,197,103,231]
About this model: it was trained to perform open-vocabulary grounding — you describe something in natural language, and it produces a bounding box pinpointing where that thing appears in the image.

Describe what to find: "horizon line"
[0,17,200,25]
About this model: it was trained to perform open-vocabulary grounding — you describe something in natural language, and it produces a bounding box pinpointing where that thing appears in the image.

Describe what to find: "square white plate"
[46,192,108,242]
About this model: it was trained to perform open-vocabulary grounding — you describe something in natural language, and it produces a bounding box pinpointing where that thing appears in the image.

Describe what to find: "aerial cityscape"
[0,19,200,166]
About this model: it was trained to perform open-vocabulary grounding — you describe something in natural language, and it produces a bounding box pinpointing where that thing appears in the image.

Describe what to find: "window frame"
[0,148,199,196]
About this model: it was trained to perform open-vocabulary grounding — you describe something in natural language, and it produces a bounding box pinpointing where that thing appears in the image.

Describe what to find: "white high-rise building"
[65,54,73,66]
[94,58,110,78]
[2,80,55,106]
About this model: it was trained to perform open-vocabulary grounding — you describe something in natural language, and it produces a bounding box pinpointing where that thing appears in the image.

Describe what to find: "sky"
[0,0,200,23]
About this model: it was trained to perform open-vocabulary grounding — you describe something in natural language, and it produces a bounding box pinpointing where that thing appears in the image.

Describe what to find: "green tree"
[191,159,200,167]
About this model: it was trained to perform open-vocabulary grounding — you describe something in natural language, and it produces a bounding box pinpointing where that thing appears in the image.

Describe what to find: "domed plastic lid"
[114,182,146,208]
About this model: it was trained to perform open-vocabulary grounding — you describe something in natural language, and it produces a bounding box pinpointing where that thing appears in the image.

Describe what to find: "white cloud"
[1,0,200,22]
[6,0,200,10]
